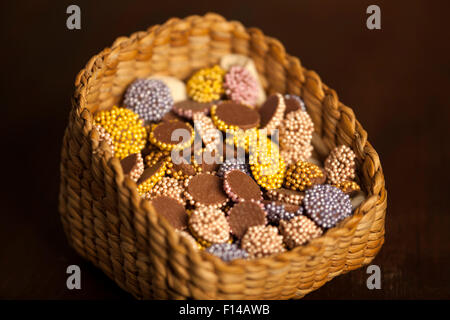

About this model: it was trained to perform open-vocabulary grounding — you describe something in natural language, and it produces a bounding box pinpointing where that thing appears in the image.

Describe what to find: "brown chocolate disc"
[186,174,228,206]
[284,96,302,116]
[152,120,192,145]
[173,100,211,119]
[215,102,260,130]
[224,170,262,202]
[259,94,280,128]
[227,201,266,238]
[137,160,165,185]
[120,153,140,175]
[149,195,188,230]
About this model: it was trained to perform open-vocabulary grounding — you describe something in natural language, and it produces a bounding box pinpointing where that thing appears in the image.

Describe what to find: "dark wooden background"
[1,0,449,299]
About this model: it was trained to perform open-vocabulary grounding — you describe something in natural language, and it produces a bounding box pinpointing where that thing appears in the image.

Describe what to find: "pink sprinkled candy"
[223,66,259,106]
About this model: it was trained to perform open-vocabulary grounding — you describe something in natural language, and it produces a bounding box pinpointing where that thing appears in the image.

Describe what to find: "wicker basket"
[58,13,387,299]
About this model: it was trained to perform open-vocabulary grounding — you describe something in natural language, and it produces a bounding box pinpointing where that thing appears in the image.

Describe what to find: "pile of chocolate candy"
[93,54,364,261]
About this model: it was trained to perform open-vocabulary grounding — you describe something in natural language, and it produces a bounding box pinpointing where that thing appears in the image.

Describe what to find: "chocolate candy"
[187,65,225,103]
[217,158,251,177]
[149,195,188,230]
[94,106,147,159]
[303,184,352,229]
[324,145,356,185]
[120,153,144,182]
[219,53,266,105]
[264,201,302,225]
[265,188,305,206]
[93,124,115,156]
[279,109,314,164]
[206,243,249,262]
[227,201,267,239]
[249,137,286,190]
[241,225,285,259]
[184,173,228,208]
[189,206,230,246]
[261,200,301,214]
[161,110,185,122]
[192,147,222,173]
[279,215,322,248]
[143,177,185,205]
[193,112,222,148]
[124,79,173,122]
[258,93,286,135]
[284,161,325,191]
[149,120,194,151]
[148,75,186,103]
[136,160,166,195]
[223,170,262,202]
[223,65,259,106]
[333,180,361,196]
[167,157,196,180]
[284,94,306,115]
[211,101,260,132]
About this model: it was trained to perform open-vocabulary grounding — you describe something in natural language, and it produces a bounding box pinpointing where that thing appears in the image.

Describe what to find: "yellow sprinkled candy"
[249,136,286,190]
[145,149,171,167]
[94,106,147,159]
[333,180,361,194]
[284,161,324,191]
[148,121,195,152]
[136,161,167,195]
[187,65,225,103]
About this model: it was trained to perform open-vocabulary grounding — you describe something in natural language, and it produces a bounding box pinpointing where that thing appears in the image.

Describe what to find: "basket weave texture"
[58,13,387,299]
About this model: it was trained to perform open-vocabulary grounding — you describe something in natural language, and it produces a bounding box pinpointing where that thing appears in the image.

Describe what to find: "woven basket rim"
[70,12,386,271]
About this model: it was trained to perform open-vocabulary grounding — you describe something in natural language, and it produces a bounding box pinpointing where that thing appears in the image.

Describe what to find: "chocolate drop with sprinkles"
[279,215,322,248]
[303,184,352,229]
[263,201,303,225]
[206,243,249,262]
[284,94,306,115]
[149,195,188,230]
[189,206,230,245]
[265,188,305,206]
[123,79,173,122]
[258,93,286,134]
[184,173,228,208]
[136,160,166,194]
[120,153,144,182]
[214,101,260,130]
[223,170,262,202]
[227,201,267,239]
[241,225,285,259]
[151,120,193,146]
[217,158,251,177]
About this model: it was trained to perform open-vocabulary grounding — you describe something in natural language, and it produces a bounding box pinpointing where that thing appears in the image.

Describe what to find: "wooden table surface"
[1,0,449,299]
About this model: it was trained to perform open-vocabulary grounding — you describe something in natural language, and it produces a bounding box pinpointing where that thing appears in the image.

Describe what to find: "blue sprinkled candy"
[124,79,173,122]
[264,201,303,225]
[303,184,352,229]
[205,243,249,262]
[217,158,251,177]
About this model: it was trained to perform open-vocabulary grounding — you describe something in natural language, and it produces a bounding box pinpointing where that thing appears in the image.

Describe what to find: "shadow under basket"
[58,13,387,299]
